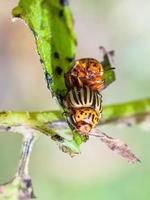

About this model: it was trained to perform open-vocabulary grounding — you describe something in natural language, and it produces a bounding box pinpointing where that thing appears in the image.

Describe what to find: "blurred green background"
[0,0,150,199]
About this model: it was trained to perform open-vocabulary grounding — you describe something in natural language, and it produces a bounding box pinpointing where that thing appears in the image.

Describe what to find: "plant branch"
[102,97,150,125]
[0,97,149,161]
[0,98,149,134]
[18,134,36,176]
[0,132,37,200]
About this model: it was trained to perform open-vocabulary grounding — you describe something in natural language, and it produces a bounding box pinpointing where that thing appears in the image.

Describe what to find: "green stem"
[0,97,149,159]
[102,97,150,124]
[0,98,149,134]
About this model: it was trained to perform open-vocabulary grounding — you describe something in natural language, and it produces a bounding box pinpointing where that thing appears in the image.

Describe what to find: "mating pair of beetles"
[63,47,114,135]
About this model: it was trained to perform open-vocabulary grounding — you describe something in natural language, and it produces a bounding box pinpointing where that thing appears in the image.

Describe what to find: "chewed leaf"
[90,129,140,163]
[12,0,76,97]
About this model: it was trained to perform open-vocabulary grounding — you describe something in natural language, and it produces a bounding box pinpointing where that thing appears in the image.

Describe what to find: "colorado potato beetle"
[65,58,105,92]
[64,86,102,135]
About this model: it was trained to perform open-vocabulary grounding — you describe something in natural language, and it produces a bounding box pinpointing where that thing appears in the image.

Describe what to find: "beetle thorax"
[65,58,104,91]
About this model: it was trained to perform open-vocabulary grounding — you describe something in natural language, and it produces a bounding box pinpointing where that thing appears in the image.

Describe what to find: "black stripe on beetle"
[72,87,81,105]
[84,87,88,104]
[88,112,92,119]
[92,114,95,122]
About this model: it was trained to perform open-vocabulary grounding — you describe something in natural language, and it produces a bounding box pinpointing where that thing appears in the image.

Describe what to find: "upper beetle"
[65,58,105,92]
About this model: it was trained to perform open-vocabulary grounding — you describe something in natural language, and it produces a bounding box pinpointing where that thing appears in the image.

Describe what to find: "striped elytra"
[65,86,102,113]
[64,86,102,135]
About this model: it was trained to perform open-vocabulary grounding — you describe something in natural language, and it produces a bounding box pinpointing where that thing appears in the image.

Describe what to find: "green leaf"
[12,0,76,97]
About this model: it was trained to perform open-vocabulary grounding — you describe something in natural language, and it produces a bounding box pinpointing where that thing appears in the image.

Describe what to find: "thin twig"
[0,131,36,200]
[90,128,140,163]
[18,134,35,176]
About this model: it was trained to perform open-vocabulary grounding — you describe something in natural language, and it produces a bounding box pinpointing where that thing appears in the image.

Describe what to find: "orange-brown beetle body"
[65,58,104,92]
